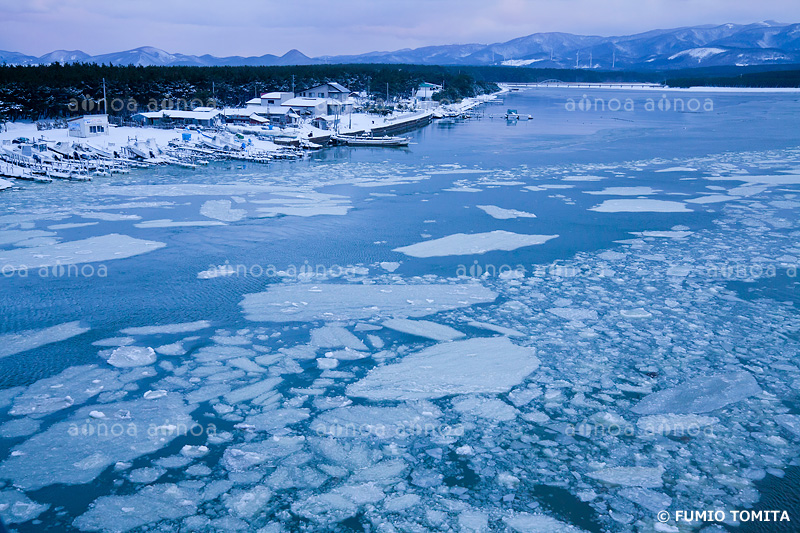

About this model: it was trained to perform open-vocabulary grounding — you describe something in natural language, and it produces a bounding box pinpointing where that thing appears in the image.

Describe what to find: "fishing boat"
[331,133,410,147]
[505,109,520,120]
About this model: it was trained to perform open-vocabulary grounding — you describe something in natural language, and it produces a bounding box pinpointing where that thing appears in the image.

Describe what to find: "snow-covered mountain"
[2,22,799,70]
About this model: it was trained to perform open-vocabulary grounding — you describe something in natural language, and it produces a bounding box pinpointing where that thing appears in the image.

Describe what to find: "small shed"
[68,114,109,138]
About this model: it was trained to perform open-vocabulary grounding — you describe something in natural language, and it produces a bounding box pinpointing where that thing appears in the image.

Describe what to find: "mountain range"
[2,22,800,71]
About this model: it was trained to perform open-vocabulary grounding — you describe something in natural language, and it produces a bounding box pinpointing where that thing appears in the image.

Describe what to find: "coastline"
[0,91,502,185]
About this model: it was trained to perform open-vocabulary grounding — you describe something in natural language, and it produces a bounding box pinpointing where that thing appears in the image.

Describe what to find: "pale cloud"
[0,0,797,56]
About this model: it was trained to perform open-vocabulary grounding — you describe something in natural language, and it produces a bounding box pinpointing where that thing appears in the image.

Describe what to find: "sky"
[1,0,799,57]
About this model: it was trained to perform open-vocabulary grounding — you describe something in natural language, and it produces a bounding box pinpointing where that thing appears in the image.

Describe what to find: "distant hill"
[3,22,800,70]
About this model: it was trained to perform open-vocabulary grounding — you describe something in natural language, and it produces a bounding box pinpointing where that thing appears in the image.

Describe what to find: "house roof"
[260,92,293,99]
[67,114,108,122]
[281,97,327,108]
[245,97,262,105]
[135,109,221,120]
[305,82,350,94]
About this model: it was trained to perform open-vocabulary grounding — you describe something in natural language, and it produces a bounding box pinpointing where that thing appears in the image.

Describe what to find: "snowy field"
[0,89,799,531]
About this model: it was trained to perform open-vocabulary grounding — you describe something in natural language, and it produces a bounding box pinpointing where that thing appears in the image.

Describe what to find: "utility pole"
[576,51,579,68]
[291,74,295,95]
[612,50,616,69]
[102,78,107,115]
[589,50,592,68]
[386,82,389,105]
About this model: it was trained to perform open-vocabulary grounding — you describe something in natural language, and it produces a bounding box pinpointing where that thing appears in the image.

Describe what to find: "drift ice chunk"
[10,364,122,418]
[589,199,690,213]
[619,487,672,512]
[0,418,41,438]
[466,321,525,337]
[453,396,518,421]
[73,483,199,532]
[476,205,536,219]
[382,318,465,341]
[393,230,557,258]
[503,512,586,532]
[548,308,598,321]
[0,489,49,524]
[241,283,496,322]
[291,492,358,524]
[120,321,211,335]
[0,234,165,272]
[310,326,367,351]
[631,372,762,415]
[775,414,800,440]
[105,346,156,368]
[0,321,89,359]
[587,466,664,488]
[0,396,193,491]
[200,199,246,222]
[224,377,282,404]
[346,337,539,400]
[224,486,273,518]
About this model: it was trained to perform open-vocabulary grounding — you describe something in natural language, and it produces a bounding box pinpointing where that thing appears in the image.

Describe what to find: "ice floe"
[135,219,227,228]
[310,326,368,351]
[382,318,465,341]
[104,346,157,368]
[586,466,664,488]
[476,205,536,219]
[0,234,165,271]
[346,337,540,400]
[0,396,193,490]
[584,186,659,196]
[241,283,497,322]
[0,321,89,359]
[393,230,557,258]
[589,199,691,213]
[631,372,762,415]
[200,199,247,222]
[120,320,211,335]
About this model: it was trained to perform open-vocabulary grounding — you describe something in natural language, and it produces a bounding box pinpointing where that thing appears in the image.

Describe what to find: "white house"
[297,83,350,102]
[227,106,298,127]
[68,114,109,138]
[281,97,328,117]
[132,109,223,128]
[415,82,442,100]
[246,92,295,107]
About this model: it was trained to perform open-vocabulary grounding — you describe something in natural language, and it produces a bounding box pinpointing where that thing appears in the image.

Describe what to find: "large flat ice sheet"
[346,337,540,400]
[241,283,497,322]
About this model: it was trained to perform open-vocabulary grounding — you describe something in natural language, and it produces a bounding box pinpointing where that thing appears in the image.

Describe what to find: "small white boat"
[331,133,410,147]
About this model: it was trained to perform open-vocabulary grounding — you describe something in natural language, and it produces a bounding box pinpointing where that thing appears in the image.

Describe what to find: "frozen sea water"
[1,89,800,531]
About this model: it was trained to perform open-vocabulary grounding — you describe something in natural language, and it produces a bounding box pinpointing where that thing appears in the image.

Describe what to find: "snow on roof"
[135,109,221,120]
[245,97,262,105]
[281,97,327,107]
[305,82,350,94]
[260,92,293,99]
[222,108,251,116]
[327,82,350,93]
[67,114,108,122]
